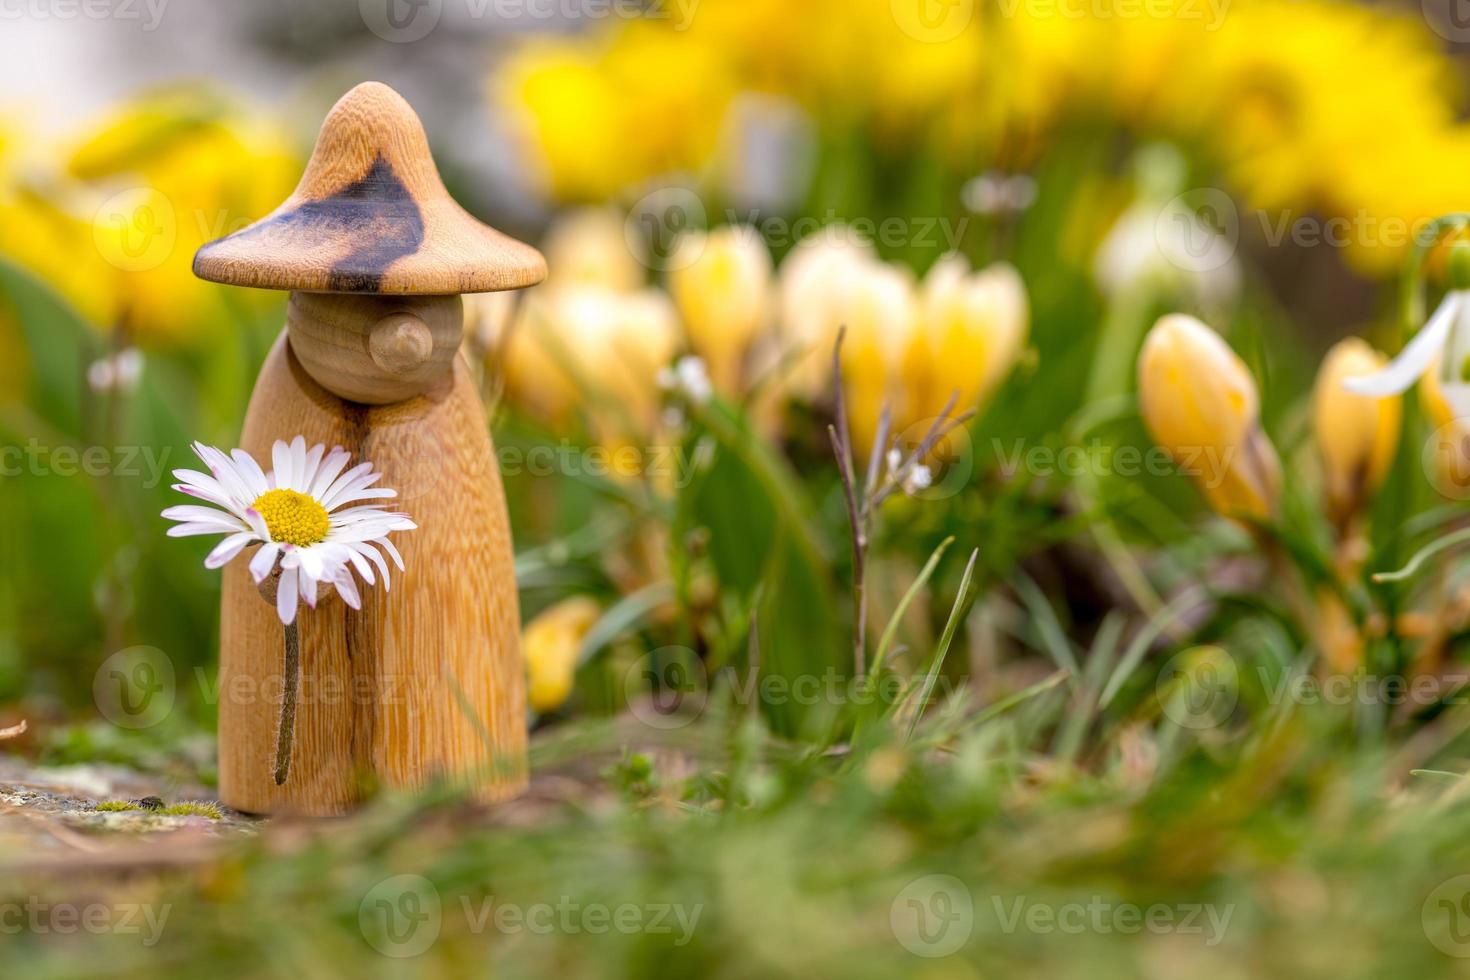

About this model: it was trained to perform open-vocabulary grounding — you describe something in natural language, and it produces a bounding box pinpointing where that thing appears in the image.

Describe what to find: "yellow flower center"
[252,488,330,547]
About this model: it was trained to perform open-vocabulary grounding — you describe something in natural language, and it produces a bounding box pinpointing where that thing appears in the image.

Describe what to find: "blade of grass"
[1013,571,1080,675]
[1099,585,1207,708]
[905,548,980,741]
[869,535,955,682]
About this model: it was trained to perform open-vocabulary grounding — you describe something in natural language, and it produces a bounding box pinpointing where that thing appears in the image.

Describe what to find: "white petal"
[271,440,294,491]
[249,543,281,583]
[230,449,270,499]
[300,443,326,491]
[276,566,298,625]
[1344,293,1458,396]
[166,521,239,538]
[205,533,253,569]
[290,436,308,491]
[309,448,352,500]
[380,537,405,572]
[333,568,361,610]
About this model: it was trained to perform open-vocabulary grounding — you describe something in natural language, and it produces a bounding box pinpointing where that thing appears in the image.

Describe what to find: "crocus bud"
[1420,357,1470,498]
[837,261,917,455]
[905,254,1028,423]
[1138,314,1281,521]
[505,284,679,445]
[523,596,601,713]
[669,225,773,395]
[1317,343,1405,528]
[1313,338,1401,526]
[542,207,646,292]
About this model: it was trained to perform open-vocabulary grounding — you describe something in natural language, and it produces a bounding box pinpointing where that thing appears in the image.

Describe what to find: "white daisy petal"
[333,567,361,610]
[249,543,281,584]
[290,436,308,491]
[277,566,299,625]
[309,448,352,500]
[380,537,405,572]
[167,521,241,538]
[230,449,270,499]
[1344,293,1459,397]
[300,443,326,491]
[272,439,294,491]
[205,533,253,569]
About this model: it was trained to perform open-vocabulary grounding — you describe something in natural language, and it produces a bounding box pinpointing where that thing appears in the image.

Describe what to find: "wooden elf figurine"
[190,82,545,815]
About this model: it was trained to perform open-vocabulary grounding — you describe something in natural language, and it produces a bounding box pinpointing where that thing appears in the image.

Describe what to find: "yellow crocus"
[668,225,773,395]
[1312,338,1400,526]
[905,254,1028,425]
[1421,357,1470,499]
[63,90,298,346]
[776,226,878,400]
[523,596,602,713]
[542,207,646,292]
[1138,314,1281,521]
[836,261,916,457]
[505,283,679,446]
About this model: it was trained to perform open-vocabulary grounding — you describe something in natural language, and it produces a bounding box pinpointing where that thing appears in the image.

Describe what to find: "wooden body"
[219,330,526,815]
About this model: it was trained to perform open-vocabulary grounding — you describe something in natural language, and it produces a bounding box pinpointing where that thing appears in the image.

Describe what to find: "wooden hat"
[194,82,546,295]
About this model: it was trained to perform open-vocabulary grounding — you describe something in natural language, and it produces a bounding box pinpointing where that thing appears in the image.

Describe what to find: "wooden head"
[193,81,546,296]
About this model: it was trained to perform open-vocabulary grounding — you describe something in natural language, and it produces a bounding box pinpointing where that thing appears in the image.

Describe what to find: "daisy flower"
[163,436,416,625]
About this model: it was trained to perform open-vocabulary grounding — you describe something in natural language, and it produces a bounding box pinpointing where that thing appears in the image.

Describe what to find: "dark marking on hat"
[196,156,425,294]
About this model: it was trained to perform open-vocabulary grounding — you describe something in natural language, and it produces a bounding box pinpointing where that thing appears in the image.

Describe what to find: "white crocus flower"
[1344,291,1470,416]
[162,436,416,625]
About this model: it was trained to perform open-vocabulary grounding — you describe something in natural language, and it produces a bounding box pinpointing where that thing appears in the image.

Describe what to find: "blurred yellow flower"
[776,225,880,400]
[62,89,298,346]
[1312,339,1401,526]
[506,283,679,447]
[905,254,1028,425]
[1421,357,1470,499]
[541,207,646,292]
[523,596,601,713]
[494,0,1470,275]
[669,225,773,395]
[497,26,734,202]
[1138,314,1281,521]
[835,261,917,455]
[0,186,121,328]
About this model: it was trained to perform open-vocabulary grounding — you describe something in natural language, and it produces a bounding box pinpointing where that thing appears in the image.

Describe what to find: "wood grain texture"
[287,292,462,405]
[193,82,546,295]
[219,331,527,815]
